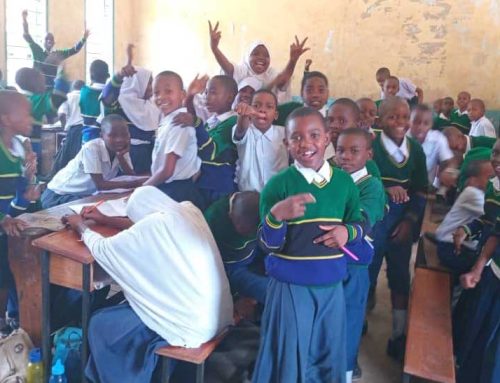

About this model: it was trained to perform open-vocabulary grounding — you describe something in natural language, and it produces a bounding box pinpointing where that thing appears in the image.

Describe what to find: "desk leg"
[81,264,91,383]
[41,250,51,379]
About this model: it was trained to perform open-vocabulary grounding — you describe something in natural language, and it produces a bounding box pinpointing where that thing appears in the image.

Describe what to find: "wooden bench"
[416,232,452,273]
[403,267,455,383]
[156,327,231,383]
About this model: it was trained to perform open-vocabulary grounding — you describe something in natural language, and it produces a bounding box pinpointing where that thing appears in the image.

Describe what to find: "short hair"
[376,67,390,76]
[15,67,44,92]
[385,75,399,84]
[411,103,432,115]
[338,127,373,148]
[332,98,361,120]
[101,114,128,133]
[443,96,454,103]
[71,80,85,91]
[251,89,277,107]
[301,71,329,92]
[210,75,238,98]
[458,91,471,98]
[0,90,26,117]
[156,70,184,89]
[470,98,485,111]
[90,60,109,83]
[231,191,260,227]
[286,106,326,131]
[379,96,409,118]
[356,97,375,105]
[464,159,491,179]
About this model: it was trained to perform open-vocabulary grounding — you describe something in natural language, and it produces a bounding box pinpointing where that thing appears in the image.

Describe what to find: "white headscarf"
[82,185,233,347]
[243,40,272,77]
[118,68,160,132]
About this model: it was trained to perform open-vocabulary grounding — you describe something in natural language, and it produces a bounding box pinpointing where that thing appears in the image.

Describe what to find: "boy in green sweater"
[450,91,471,134]
[368,96,428,360]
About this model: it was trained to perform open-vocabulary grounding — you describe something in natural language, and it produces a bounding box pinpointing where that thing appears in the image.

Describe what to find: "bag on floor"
[53,327,82,383]
[0,328,33,383]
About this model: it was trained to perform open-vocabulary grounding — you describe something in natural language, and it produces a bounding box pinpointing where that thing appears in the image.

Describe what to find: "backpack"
[52,327,82,383]
[0,328,33,383]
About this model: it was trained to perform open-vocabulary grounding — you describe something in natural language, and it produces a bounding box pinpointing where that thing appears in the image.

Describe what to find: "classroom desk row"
[8,192,127,378]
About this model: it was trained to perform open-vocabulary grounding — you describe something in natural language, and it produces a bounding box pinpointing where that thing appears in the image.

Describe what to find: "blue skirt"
[344,264,369,371]
[85,303,169,383]
[456,267,500,383]
[252,278,346,383]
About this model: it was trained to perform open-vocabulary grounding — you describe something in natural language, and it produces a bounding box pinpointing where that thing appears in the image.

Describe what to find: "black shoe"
[367,289,376,312]
[352,363,362,380]
[386,335,406,362]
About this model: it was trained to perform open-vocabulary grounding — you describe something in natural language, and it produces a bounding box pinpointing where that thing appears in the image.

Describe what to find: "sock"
[346,371,353,383]
[392,309,407,339]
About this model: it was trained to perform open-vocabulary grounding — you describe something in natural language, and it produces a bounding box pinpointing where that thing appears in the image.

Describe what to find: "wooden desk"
[33,225,119,380]
[7,193,126,348]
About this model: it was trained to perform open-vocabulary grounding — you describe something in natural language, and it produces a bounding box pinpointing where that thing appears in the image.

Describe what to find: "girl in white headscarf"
[208,21,310,103]
[101,64,161,174]
[64,186,233,382]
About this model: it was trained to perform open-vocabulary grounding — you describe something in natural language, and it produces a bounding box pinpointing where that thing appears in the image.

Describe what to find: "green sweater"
[450,109,471,134]
[275,101,303,126]
[355,172,386,229]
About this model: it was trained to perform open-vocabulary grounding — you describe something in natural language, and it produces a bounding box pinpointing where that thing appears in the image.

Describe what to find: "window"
[85,0,114,82]
[5,0,47,87]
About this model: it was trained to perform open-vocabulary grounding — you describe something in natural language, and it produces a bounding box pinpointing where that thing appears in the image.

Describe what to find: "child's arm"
[90,174,145,191]
[416,87,424,104]
[143,153,179,187]
[460,235,498,289]
[233,103,265,141]
[21,10,42,57]
[185,74,209,117]
[267,36,310,91]
[55,30,90,59]
[116,145,135,175]
[81,207,133,230]
[101,44,136,106]
[208,21,234,77]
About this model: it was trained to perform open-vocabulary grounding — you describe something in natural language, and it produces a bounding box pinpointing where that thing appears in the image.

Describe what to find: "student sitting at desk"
[41,114,145,208]
[63,186,233,383]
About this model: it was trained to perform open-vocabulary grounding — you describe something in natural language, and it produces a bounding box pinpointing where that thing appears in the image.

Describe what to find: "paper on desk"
[69,197,128,217]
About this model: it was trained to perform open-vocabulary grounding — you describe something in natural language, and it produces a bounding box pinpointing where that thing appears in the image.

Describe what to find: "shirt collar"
[90,82,106,90]
[456,109,468,116]
[438,112,450,120]
[159,107,186,126]
[294,160,332,184]
[381,131,409,159]
[350,167,369,183]
[206,110,235,130]
[465,135,471,154]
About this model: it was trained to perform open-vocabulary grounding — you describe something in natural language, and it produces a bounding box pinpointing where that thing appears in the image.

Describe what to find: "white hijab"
[83,186,233,347]
[118,67,160,132]
[242,40,276,80]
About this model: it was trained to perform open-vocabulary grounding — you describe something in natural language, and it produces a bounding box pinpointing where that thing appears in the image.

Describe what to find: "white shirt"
[233,124,288,192]
[408,130,454,184]
[206,111,236,131]
[350,167,369,183]
[82,186,233,347]
[381,77,417,100]
[294,160,332,184]
[435,186,485,249]
[48,138,132,195]
[58,90,83,130]
[151,108,201,183]
[381,132,409,163]
[469,116,497,138]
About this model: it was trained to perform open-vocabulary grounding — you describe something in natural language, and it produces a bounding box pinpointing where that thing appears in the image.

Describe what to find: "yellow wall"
[131,0,500,108]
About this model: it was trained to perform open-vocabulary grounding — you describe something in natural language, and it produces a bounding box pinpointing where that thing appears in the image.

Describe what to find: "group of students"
[0,15,499,383]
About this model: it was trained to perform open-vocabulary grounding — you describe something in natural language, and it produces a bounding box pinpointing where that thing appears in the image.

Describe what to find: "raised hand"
[270,193,316,222]
[187,74,209,97]
[305,59,313,72]
[290,36,310,62]
[209,21,222,51]
[83,29,91,40]
[119,44,136,78]
[22,10,28,20]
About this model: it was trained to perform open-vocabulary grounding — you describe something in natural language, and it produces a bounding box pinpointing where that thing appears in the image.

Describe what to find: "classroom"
[0,0,499,382]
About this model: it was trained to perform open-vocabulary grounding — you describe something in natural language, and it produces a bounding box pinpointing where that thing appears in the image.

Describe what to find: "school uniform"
[408,129,454,185]
[152,108,203,210]
[379,78,418,104]
[194,112,239,206]
[469,116,497,138]
[204,194,268,303]
[102,70,160,174]
[343,167,386,372]
[80,83,105,143]
[42,138,132,208]
[455,177,500,383]
[84,186,233,382]
[369,133,428,296]
[58,90,83,131]
[450,109,471,134]
[432,113,452,131]
[253,161,363,383]
[233,123,288,192]
[276,101,329,127]
[457,137,497,191]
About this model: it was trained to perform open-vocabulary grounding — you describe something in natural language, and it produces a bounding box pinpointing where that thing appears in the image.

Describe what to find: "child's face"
[446,131,466,153]
[301,77,329,111]
[467,101,484,121]
[376,73,388,89]
[251,92,278,131]
[456,92,471,111]
[336,134,372,174]
[153,75,185,116]
[433,99,442,114]
[205,79,233,114]
[491,140,500,179]
[357,99,377,130]
[383,79,399,97]
[286,115,330,170]
[1,97,33,136]
[235,86,255,105]
[442,98,454,115]
[327,104,358,147]
[102,122,130,153]
[410,109,433,144]
[380,101,410,144]
[249,45,270,75]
